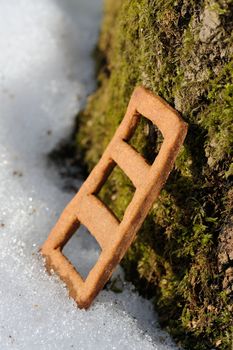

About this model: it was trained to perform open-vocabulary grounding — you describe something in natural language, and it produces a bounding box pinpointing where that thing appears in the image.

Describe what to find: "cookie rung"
[111,140,150,188]
[77,194,120,250]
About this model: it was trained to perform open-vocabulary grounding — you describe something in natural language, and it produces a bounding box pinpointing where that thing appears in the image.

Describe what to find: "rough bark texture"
[75,1,233,349]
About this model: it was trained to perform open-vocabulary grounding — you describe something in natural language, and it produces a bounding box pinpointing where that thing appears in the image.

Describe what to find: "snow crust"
[0,0,179,349]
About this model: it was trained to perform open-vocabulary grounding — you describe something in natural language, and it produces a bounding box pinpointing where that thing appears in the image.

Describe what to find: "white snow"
[0,0,179,349]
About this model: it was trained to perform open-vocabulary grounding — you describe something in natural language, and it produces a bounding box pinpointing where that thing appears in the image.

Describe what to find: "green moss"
[75,0,233,349]
[201,62,233,168]
[97,165,136,221]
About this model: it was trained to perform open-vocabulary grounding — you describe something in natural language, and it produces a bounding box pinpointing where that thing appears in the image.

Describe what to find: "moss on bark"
[75,1,233,349]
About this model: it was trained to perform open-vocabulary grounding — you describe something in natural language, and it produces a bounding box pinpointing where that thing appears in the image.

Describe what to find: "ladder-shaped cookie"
[41,86,188,308]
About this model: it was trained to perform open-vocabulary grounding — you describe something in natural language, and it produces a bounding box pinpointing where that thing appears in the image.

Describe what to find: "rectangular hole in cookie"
[125,115,163,165]
[62,224,101,280]
[95,162,136,222]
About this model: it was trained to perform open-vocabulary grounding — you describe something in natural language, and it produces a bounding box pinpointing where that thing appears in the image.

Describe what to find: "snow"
[0,0,179,349]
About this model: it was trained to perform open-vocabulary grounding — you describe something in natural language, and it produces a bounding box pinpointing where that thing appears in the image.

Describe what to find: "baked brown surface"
[41,86,188,309]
